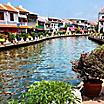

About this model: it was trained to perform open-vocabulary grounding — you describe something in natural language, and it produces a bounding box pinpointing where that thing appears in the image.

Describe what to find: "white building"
[0,2,38,33]
[98,8,104,33]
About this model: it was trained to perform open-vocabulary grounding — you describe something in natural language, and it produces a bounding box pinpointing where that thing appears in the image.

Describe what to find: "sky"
[0,0,104,21]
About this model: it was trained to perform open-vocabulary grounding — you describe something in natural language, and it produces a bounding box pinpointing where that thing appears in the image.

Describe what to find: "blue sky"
[1,0,104,20]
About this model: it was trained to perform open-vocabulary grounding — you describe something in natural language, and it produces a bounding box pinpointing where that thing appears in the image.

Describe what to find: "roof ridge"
[17,5,29,12]
[7,3,19,12]
[0,4,7,10]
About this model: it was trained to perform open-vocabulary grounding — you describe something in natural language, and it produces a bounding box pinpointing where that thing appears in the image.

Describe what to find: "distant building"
[68,19,88,33]
[48,17,62,33]
[98,8,104,33]
[35,16,47,32]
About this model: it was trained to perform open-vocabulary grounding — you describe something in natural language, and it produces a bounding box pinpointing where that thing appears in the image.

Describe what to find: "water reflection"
[0,36,99,97]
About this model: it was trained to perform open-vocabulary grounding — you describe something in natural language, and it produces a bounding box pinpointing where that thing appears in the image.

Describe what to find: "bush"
[8,33,16,41]
[72,45,104,81]
[8,81,80,104]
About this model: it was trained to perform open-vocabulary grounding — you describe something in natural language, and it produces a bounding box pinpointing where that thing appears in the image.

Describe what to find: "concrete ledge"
[88,36,104,44]
[0,34,88,51]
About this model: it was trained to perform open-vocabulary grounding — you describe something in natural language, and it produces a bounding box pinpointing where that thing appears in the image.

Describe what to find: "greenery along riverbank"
[0,32,88,51]
[72,45,104,80]
[8,81,81,104]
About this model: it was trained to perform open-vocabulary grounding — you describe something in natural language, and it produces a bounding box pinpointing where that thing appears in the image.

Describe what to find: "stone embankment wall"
[88,36,104,44]
[0,34,88,51]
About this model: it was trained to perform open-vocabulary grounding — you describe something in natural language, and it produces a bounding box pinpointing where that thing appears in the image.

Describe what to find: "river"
[0,36,99,102]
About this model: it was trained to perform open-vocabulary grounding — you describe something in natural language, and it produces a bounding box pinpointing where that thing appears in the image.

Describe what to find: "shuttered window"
[0,12,4,20]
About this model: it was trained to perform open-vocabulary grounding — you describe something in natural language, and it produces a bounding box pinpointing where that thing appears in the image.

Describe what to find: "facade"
[98,8,104,33]
[48,17,62,33]
[68,19,88,33]
[0,3,19,33]
[35,16,47,32]
[27,12,38,32]
[0,3,38,33]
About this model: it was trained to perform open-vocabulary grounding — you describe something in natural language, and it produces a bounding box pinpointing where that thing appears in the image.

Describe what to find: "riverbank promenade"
[88,35,104,44]
[0,34,88,51]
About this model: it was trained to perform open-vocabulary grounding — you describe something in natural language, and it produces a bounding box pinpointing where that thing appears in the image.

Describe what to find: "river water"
[0,36,99,101]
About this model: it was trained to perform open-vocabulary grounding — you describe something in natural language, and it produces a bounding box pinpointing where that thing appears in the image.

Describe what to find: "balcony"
[7,21,17,25]
[28,22,36,27]
[18,14,27,18]
[20,22,27,26]
[0,20,6,24]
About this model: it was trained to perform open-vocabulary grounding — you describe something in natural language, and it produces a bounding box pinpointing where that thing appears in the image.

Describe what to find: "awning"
[19,26,28,29]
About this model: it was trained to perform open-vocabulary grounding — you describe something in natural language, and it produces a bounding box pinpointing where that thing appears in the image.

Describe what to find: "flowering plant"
[72,45,104,81]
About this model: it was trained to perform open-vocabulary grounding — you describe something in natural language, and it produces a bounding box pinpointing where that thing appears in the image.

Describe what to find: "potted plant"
[8,81,81,104]
[72,45,104,97]
[8,33,16,43]
[21,33,28,41]
[16,33,21,41]
[30,32,35,40]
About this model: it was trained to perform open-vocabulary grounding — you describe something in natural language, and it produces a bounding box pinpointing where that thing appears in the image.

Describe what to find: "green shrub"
[8,81,80,104]
[20,33,29,39]
[8,33,16,41]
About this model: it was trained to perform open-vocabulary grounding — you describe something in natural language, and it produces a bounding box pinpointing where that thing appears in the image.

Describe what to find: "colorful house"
[0,3,19,33]
[35,16,47,32]
[48,17,62,33]
[16,5,30,33]
[27,12,38,32]
[0,3,38,34]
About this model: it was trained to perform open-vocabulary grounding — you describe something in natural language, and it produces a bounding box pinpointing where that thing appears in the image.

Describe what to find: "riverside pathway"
[0,34,88,51]
[88,36,104,44]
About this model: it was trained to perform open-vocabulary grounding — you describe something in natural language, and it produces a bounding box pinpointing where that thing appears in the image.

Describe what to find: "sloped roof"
[2,4,18,12]
[16,6,29,13]
[88,21,97,26]
[99,8,104,14]
[0,4,7,11]
[38,16,47,22]
[61,19,71,23]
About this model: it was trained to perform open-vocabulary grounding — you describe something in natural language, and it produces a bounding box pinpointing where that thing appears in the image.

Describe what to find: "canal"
[0,36,99,101]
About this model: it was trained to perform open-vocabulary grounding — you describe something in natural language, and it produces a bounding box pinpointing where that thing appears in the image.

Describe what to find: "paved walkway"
[82,95,104,104]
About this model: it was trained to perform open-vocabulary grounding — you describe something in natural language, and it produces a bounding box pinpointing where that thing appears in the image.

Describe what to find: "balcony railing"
[7,21,17,25]
[20,22,27,26]
[0,20,6,24]
[18,14,27,18]
[28,22,36,27]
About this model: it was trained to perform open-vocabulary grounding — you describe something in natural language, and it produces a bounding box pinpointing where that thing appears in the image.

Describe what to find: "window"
[10,13,14,21]
[0,12,4,20]
[19,17,27,22]
[102,16,104,18]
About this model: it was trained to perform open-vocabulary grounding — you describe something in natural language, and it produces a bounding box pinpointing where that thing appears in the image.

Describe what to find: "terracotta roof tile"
[0,5,7,11]
[2,4,18,12]
[16,7,29,13]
